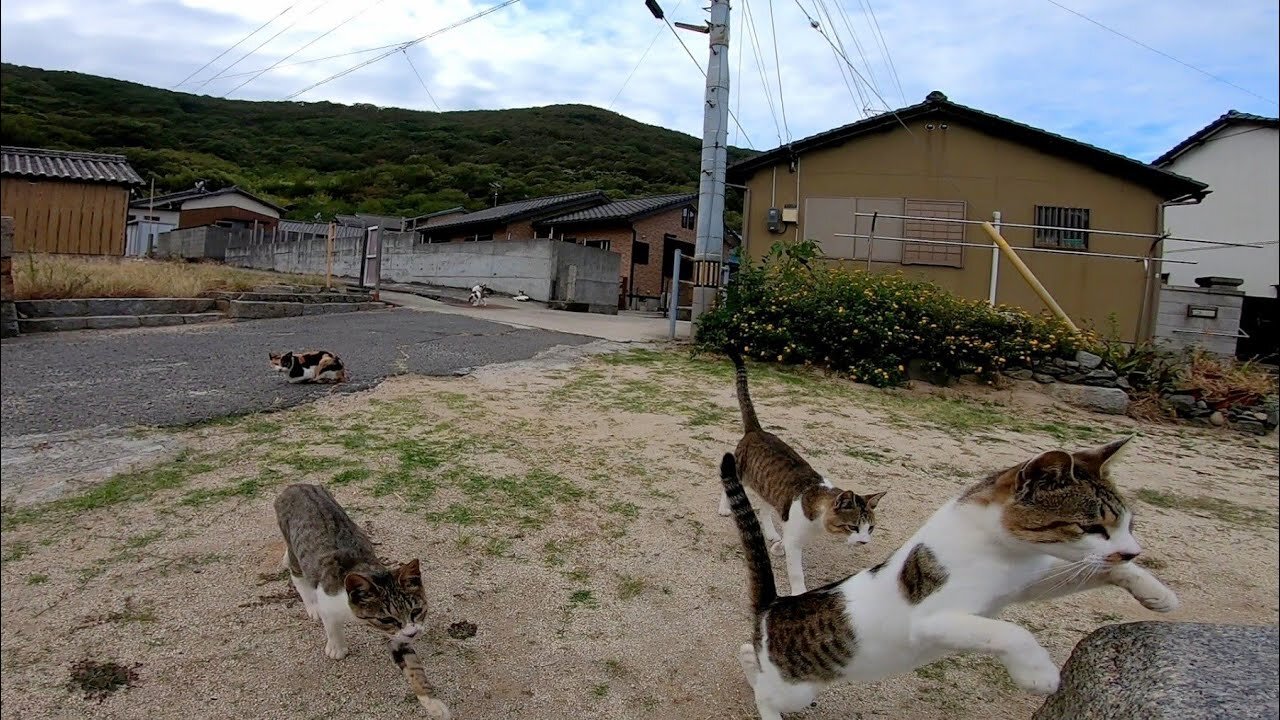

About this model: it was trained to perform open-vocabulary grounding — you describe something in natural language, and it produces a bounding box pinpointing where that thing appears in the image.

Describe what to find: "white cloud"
[1,0,1276,160]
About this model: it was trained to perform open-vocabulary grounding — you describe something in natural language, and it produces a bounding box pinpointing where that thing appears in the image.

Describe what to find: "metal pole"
[371,227,382,302]
[988,210,1001,306]
[865,211,878,271]
[326,221,335,291]
[690,0,731,335]
[669,249,682,340]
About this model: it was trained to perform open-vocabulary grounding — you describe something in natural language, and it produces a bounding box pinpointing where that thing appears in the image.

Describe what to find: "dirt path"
[2,349,1276,720]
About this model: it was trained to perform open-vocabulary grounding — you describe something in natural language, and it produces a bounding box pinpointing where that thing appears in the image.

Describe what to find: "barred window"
[1034,206,1090,250]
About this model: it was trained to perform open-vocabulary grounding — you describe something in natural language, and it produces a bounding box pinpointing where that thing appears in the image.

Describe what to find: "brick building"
[535,193,698,310]
[416,190,609,244]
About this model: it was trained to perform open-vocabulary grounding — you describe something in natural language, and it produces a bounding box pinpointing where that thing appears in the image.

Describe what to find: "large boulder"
[1047,384,1130,415]
[1034,622,1279,720]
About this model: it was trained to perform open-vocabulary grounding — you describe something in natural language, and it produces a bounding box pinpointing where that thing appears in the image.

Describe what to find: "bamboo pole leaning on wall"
[978,221,1079,334]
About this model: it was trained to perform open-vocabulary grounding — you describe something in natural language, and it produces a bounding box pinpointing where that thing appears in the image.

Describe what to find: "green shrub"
[696,240,1082,387]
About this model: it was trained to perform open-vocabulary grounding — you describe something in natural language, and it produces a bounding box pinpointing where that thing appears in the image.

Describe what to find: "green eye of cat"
[1079,524,1110,539]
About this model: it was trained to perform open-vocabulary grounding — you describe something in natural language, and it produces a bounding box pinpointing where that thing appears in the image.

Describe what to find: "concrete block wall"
[1155,285,1244,356]
[225,234,619,305]
[1,216,17,338]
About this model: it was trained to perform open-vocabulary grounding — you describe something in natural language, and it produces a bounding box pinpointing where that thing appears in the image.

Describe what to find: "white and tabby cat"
[718,437,1179,720]
[275,484,450,718]
[269,350,346,384]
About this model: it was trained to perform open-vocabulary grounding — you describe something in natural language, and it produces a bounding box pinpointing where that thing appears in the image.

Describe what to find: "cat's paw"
[718,501,732,517]
[417,697,451,720]
[304,605,321,622]
[324,642,349,660]
[1006,651,1060,695]
[1136,584,1180,613]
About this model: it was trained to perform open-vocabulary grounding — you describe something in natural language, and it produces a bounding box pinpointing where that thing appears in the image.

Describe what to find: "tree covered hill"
[1,63,755,220]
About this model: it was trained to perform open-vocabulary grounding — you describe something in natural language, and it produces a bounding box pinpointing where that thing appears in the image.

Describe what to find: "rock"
[1033,373,1057,384]
[1167,394,1197,417]
[1034,622,1279,720]
[1062,359,1081,370]
[1086,367,1118,381]
[1075,350,1104,370]
[1115,376,1132,391]
[1234,420,1268,436]
[1005,368,1035,381]
[1039,365,1066,377]
[1268,408,1279,429]
[1209,411,1226,427]
[1250,412,1269,423]
[1060,372,1088,384]
[1048,384,1130,415]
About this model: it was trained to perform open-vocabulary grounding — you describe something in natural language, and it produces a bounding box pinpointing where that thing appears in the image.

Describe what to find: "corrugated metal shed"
[1,146,143,185]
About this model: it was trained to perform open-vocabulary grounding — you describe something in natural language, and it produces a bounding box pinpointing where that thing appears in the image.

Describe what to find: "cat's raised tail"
[725,347,762,433]
[720,452,777,613]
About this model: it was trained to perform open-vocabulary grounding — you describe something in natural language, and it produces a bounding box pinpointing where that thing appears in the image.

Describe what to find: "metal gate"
[361,226,382,296]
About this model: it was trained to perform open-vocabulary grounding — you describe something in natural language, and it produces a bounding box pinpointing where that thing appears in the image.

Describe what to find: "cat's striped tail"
[390,637,451,719]
[720,452,777,614]
[725,347,762,433]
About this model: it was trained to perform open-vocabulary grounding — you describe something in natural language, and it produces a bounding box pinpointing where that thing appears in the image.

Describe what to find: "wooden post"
[979,221,1079,333]
[326,222,335,291]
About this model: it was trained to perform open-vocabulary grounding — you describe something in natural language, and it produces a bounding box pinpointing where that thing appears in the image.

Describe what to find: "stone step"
[226,300,386,320]
[18,313,225,333]
[213,291,372,304]
[16,298,218,318]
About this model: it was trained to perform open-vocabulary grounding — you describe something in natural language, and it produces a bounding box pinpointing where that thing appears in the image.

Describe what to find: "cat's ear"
[861,491,886,510]
[1016,450,1074,499]
[344,572,376,603]
[1073,436,1134,475]
[395,559,422,590]
[834,490,858,511]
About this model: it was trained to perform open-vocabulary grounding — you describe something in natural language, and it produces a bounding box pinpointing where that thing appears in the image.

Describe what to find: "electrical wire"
[284,0,524,100]
[741,0,784,144]
[181,43,407,85]
[194,0,336,92]
[858,0,906,105]
[813,0,871,114]
[662,16,756,149]
[818,0,879,107]
[174,3,301,88]
[732,1,744,147]
[224,0,389,97]
[1044,0,1277,106]
[766,0,791,141]
[608,1,683,111]
[402,48,442,111]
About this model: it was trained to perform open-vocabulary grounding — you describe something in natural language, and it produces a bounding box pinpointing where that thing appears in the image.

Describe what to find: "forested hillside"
[1,63,754,220]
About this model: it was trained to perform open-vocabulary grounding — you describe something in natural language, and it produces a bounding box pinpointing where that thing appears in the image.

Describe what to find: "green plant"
[697,258,1081,387]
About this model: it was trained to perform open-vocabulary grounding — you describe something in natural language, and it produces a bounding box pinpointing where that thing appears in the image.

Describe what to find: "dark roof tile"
[538,193,696,225]
[1153,109,1280,167]
[1,146,143,185]
[422,190,609,233]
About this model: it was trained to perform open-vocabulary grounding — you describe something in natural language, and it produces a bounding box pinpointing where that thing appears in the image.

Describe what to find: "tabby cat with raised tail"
[718,437,1180,720]
[720,347,886,593]
[274,484,450,719]
[269,350,347,384]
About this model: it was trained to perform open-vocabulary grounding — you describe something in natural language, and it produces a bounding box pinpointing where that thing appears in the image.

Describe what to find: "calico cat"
[274,484,450,718]
[468,284,491,306]
[719,348,886,593]
[269,350,346,384]
[718,437,1180,720]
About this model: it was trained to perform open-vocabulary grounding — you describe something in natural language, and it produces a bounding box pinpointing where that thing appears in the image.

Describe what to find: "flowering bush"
[696,240,1082,387]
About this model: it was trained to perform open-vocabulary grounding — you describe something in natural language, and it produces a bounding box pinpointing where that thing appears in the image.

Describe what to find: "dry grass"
[1185,349,1278,406]
[12,255,330,300]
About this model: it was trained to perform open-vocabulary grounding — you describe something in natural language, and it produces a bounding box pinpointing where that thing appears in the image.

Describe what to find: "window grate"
[1034,206,1090,250]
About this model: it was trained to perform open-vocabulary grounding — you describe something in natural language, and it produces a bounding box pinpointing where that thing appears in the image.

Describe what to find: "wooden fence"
[0,179,128,255]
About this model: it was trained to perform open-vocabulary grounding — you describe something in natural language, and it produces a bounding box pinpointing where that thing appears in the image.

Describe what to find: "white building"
[1156,110,1279,298]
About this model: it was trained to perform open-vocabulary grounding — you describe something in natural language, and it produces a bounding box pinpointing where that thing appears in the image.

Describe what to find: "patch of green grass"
[483,536,513,558]
[337,423,379,451]
[123,531,163,549]
[240,418,283,435]
[606,501,639,519]
[180,469,283,508]
[27,574,49,585]
[2,452,217,528]
[565,568,591,584]
[1135,488,1275,528]
[603,659,626,677]
[272,452,353,474]
[569,589,598,608]
[2,541,32,562]
[433,391,473,411]
[616,574,646,600]
[542,539,574,567]
[684,402,733,428]
[332,467,372,486]
[439,468,586,529]
[844,447,889,463]
[591,683,609,698]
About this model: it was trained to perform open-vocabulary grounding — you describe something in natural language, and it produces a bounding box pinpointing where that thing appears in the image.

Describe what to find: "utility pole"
[650,0,731,336]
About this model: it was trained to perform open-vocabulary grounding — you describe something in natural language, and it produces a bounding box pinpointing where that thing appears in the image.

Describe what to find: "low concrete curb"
[1034,621,1279,720]
[16,298,218,318]
[226,300,386,320]
[20,313,224,333]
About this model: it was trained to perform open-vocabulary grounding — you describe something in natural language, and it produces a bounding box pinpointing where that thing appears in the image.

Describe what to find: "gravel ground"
[0,350,1275,720]
[0,308,590,436]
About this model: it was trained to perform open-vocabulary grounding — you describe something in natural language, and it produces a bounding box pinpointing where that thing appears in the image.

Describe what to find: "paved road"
[0,307,591,435]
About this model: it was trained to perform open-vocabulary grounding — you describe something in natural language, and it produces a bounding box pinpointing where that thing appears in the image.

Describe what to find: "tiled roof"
[727,91,1209,201]
[1,146,143,185]
[537,193,696,225]
[335,213,405,230]
[422,190,609,233]
[132,185,286,213]
[1153,109,1280,167]
[278,220,363,239]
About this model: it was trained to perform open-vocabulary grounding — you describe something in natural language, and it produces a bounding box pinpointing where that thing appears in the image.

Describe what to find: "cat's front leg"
[782,527,806,594]
[1107,562,1179,613]
[718,491,732,517]
[911,612,1059,695]
[320,608,349,660]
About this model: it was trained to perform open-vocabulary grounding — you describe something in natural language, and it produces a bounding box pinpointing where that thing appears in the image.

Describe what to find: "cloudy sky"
[2,0,1276,161]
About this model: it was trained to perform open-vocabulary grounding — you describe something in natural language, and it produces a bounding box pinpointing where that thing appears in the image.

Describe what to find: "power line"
[1044,0,1278,106]
[858,0,906,105]
[284,0,524,100]
[661,16,756,149]
[174,3,302,88]
[402,49,442,111]
[741,0,784,144]
[813,0,871,114]
[819,0,879,109]
[766,0,792,141]
[608,1,683,111]
[223,0,388,98]
[180,43,407,85]
[194,0,336,92]
[732,1,744,147]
